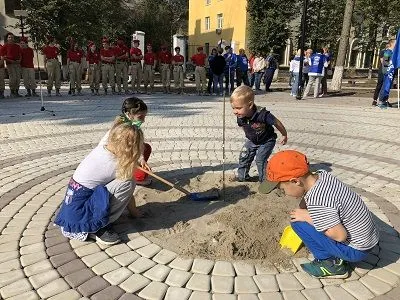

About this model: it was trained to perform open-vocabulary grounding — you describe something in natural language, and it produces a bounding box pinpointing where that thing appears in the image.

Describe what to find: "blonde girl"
[55,123,144,245]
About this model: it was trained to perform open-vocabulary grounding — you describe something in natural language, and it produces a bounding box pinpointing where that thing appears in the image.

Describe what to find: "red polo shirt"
[100,48,115,63]
[144,52,157,65]
[21,47,34,68]
[114,45,129,61]
[191,53,206,66]
[87,51,100,64]
[42,45,59,59]
[130,47,142,62]
[67,49,84,63]
[2,43,22,61]
[172,54,184,64]
[158,51,172,64]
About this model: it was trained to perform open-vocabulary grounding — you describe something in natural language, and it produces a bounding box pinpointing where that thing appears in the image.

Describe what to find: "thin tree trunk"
[331,0,355,91]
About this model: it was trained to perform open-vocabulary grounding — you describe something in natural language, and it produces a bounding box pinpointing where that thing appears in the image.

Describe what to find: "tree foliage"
[247,0,299,54]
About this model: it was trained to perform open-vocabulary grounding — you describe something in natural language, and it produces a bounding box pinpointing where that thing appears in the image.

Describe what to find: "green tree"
[247,0,299,54]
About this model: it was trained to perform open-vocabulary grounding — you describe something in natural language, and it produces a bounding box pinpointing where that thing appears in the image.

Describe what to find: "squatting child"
[231,85,288,182]
[55,122,144,245]
[260,150,379,278]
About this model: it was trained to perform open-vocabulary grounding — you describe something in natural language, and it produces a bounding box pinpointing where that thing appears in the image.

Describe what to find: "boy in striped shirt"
[260,150,379,278]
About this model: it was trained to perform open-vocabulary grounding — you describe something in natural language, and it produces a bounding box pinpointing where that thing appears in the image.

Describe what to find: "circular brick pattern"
[1,90,400,299]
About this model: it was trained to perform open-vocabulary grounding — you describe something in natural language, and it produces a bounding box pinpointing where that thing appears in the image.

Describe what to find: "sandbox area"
[130,173,308,266]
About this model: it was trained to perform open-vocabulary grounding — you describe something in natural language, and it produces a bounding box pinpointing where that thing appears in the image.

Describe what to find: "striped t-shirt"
[304,170,379,251]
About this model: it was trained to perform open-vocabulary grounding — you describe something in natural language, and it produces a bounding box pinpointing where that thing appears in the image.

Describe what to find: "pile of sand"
[128,173,307,266]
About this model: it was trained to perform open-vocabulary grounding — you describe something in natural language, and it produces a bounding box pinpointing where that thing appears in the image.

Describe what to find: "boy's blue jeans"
[291,221,369,262]
[213,74,224,95]
[238,138,276,182]
[254,71,264,90]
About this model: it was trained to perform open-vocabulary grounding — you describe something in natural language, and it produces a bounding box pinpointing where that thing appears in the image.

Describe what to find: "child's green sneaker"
[300,258,349,279]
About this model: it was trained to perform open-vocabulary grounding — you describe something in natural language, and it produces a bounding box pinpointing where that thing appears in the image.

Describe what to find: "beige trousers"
[7,63,21,90]
[88,64,100,90]
[195,66,207,92]
[22,68,37,90]
[0,68,5,91]
[115,61,128,92]
[46,59,61,90]
[173,65,184,89]
[68,61,82,90]
[131,63,142,91]
[143,65,154,87]
[101,63,115,90]
[160,63,171,87]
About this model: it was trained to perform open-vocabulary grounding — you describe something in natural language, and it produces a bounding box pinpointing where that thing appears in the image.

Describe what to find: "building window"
[206,0,211,5]
[217,13,223,29]
[205,17,210,31]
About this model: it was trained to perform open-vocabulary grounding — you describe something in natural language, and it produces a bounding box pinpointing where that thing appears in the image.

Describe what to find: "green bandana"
[120,114,142,128]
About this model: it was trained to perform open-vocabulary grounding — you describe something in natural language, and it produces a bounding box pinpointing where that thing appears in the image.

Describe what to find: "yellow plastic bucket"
[279,225,303,254]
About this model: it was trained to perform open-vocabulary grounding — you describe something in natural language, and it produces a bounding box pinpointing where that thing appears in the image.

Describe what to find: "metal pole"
[222,91,226,201]
[296,0,308,100]
[20,16,24,37]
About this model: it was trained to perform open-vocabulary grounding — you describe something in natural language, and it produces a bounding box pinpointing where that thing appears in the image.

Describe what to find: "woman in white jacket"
[253,53,266,90]
[289,49,301,96]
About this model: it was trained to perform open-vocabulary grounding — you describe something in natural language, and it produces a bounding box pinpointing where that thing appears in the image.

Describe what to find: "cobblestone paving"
[1,88,400,300]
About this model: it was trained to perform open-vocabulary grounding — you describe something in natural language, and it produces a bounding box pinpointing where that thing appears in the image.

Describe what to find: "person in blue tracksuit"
[224,46,237,94]
[302,50,327,99]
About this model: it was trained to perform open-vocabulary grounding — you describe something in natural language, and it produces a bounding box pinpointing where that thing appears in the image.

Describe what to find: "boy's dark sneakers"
[89,226,120,245]
[301,258,349,279]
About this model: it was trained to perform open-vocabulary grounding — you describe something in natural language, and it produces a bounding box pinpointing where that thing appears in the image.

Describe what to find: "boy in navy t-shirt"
[230,85,288,182]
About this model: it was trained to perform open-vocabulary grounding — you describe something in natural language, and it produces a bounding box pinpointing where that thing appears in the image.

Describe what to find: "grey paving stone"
[0,250,19,263]
[45,236,69,248]
[301,288,330,300]
[128,256,156,273]
[212,261,235,276]
[37,278,70,299]
[136,243,162,258]
[143,264,172,281]
[0,235,19,245]
[65,269,95,288]
[0,241,19,252]
[126,235,151,250]
[320,278,344,286]
[0,258,20,273]
[46,242,73,256]
[91,286,124,300]
[105,244,131,257]
[0,269,25,288]
[234,276,259,294]
[45,229,62,238]
[188,291,212,300]
[165,268,192,287]
[368,268,400,286]
[6,290,39,300]
[191,258,214,274]
[351,261,374,276]
[49,251,77,268]
[359,274,392,295]
[255,265,278,275]
[258,292,284,300]
[28,269,60,289]
[382,260,400,276]
[22,227,46,236]
[341,281,375,299]
[24,259,53,276]
[77,276,110,297]
[291,257,311,272]
[81,251,109,267]
[57,259,87,276]
[211,275,234,293]
[384,286,400,300]
[186,273,211,292]
[293,272,322,289]
[344,271,360,281]
[113,250,140,266]
[153,248,178,265]
[276,273,304,291]
[165,286,192,300]
[253,274,279,292]
[69,239,92,249]
[282,290,307,300]
[20,252,48,267]
[233,262,255,276]
[47,289,81,300]
[377,249,400,263]
[138,281,168,300]
[92,258,121,275]
[0,278,33,298]
[119,274,151,293]
[324,286,357,300]
[103,267,133,285]
[380,241,400,254]
[212,295,237,300]
[169,257,194,271]
[74,243,101,257]
[118,294,142,300]
[20,242,45,255]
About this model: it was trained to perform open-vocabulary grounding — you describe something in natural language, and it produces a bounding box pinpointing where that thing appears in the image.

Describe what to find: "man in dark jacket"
[210,48,226,96]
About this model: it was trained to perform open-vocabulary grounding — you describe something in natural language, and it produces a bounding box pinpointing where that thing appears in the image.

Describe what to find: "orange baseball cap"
[259,150,309,194]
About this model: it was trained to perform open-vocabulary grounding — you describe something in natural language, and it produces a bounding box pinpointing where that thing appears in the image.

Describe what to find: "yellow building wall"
[188,0,248,55]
